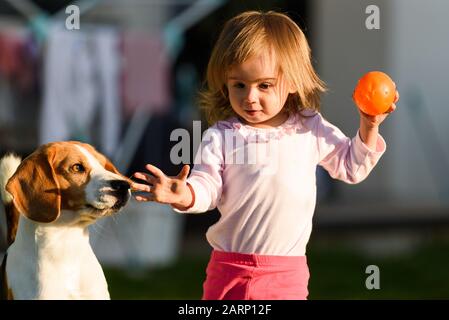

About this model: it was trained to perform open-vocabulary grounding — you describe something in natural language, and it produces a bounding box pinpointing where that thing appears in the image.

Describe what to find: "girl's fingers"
[359,109,374,120]
[177,165,190,181]
[145,164,165,179]
[134,194,154,202]
[130,182,152,193]
[386,103,397,114]
[133,172,156,184]
[394,91,400,103]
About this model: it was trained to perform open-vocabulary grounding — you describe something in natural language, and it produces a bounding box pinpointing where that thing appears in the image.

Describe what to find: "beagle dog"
[0,141,131,300]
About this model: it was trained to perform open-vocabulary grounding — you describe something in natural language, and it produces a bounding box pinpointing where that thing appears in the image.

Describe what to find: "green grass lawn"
[105,239,449,300]
[106,255,208,300]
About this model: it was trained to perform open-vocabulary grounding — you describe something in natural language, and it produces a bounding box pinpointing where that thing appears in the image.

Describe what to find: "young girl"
[131,11,398,300]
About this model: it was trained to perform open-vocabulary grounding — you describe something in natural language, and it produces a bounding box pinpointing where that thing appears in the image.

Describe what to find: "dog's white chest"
[6,217,110,300]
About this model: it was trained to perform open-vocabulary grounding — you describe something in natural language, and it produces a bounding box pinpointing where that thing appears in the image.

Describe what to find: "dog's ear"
[5,148,61,223]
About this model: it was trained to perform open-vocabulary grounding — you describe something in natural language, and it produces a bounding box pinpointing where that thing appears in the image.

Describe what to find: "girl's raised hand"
[131,164,193,208]
[358,90,399,127]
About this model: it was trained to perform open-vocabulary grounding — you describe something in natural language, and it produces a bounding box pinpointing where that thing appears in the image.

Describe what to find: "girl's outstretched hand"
[131,164,193,208]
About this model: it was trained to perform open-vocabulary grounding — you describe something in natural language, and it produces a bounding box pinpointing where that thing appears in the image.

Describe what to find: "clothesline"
[0,0,226,173]
[2,0,225,61]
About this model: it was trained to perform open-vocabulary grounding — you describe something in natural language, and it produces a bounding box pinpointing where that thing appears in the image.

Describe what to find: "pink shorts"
[202,250,310,300]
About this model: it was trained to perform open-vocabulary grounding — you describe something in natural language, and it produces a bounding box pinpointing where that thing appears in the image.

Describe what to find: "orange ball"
[353,71,396,116]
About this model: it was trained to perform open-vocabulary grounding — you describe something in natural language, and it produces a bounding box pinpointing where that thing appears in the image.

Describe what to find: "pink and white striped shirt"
[175,111,386,256]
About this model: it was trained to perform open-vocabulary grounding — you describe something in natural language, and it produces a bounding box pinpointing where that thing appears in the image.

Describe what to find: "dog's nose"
[110,180,130,192]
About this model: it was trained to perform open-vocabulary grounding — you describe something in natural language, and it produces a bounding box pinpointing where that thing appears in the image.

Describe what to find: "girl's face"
[227,51,294,128]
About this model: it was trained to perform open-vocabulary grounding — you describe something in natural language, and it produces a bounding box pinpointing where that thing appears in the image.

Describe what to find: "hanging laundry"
[0,28,39,94]
[120,31,171,117]
[39,24,120,157]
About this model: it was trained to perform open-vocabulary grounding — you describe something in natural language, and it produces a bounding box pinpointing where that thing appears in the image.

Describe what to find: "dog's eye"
[71,164,85,173]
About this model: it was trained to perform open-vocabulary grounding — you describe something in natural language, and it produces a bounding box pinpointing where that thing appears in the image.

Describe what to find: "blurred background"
[1,0,449,299]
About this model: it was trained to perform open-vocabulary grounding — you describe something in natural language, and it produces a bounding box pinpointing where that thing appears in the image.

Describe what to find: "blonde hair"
[199,10,326,125]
